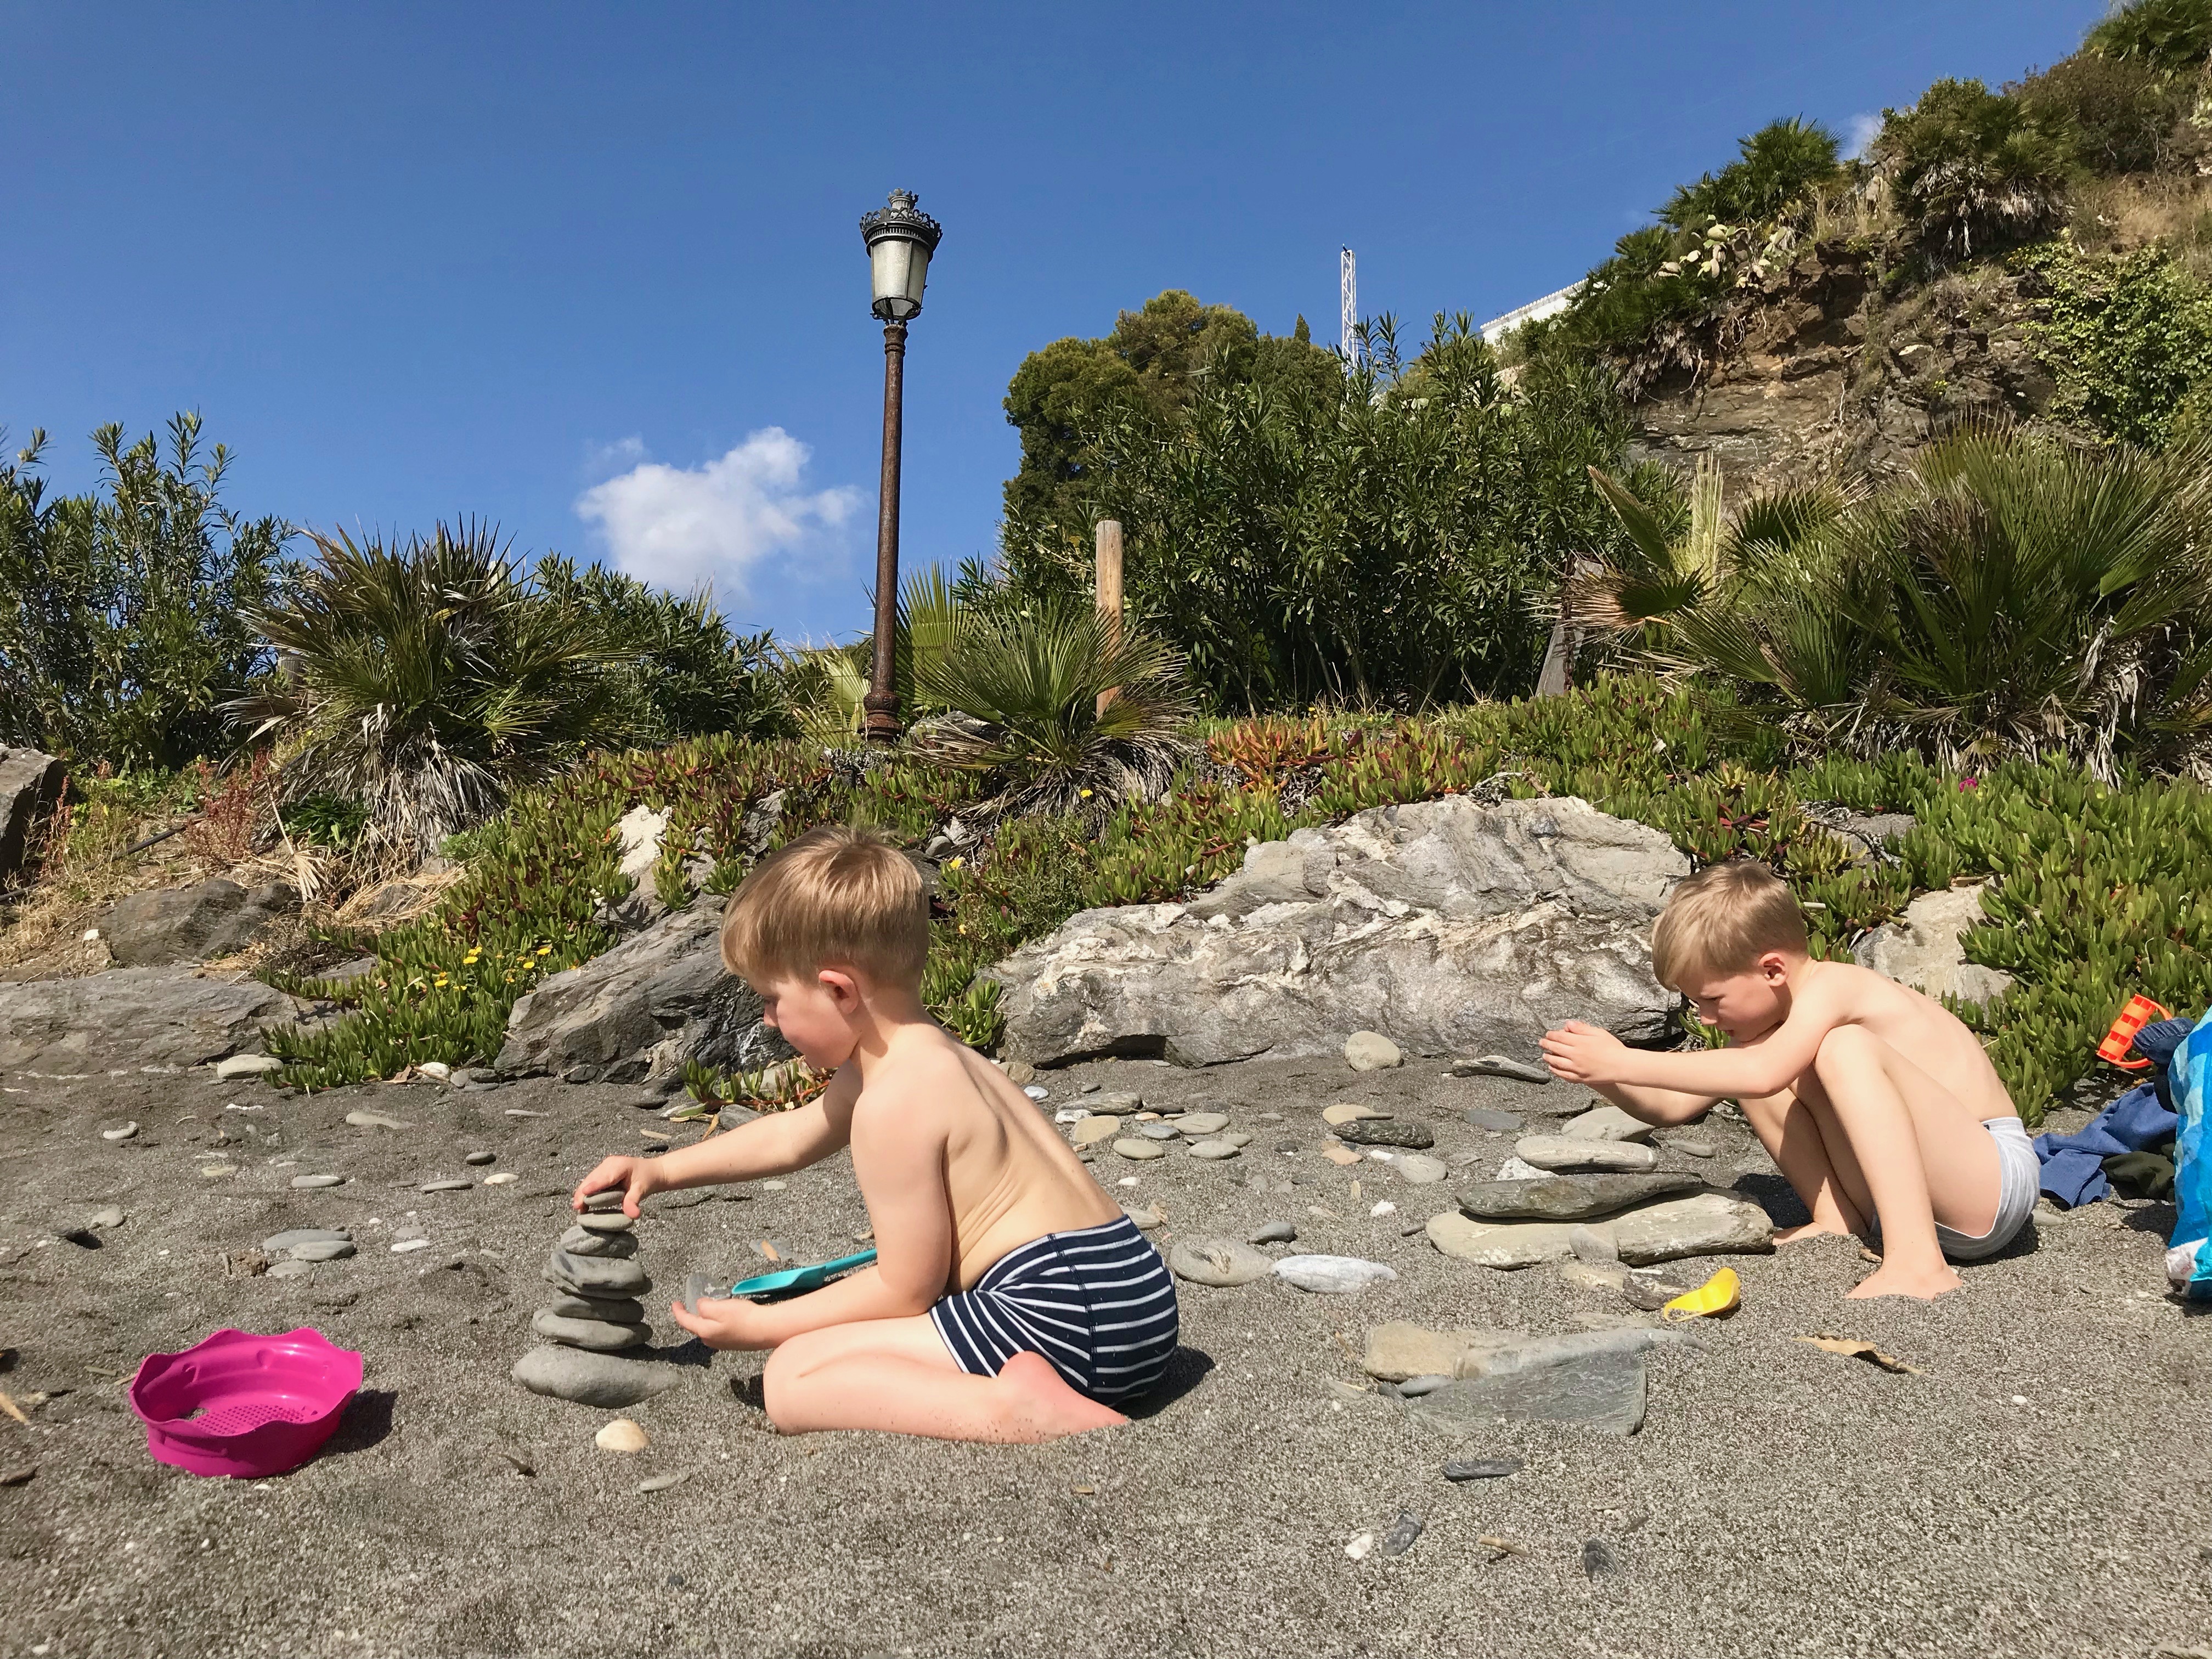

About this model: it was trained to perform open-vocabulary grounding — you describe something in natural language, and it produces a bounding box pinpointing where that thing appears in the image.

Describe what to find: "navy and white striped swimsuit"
[929,1215,1178,1403]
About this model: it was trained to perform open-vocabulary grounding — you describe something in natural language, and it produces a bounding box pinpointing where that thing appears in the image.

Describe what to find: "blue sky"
[5,0,2096,643]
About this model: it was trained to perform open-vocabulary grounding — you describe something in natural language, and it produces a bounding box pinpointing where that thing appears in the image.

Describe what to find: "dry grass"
[2064,173,2212,270]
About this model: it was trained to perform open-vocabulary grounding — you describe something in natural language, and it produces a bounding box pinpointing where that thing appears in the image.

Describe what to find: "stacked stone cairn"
[531,1190,654,1353]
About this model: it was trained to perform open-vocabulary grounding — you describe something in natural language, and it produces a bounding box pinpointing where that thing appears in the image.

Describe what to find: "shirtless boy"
[573,826,1177,1440]
[1539,860,2036,1299]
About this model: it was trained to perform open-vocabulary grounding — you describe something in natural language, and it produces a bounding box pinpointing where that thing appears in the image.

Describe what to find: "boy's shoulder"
[848,1024,978,1121]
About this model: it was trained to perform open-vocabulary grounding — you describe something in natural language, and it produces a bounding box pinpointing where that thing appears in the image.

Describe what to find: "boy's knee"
[1812,1023,1878,1077]
[760,1345,802,1429]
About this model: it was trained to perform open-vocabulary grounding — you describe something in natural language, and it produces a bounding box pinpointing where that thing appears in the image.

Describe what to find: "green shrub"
[1875,78,2074,254]
[1661,118,1844,230]
[2013,51,2189,174]
[0,416,292,769]
[2086,0,2212,74]
[2019,241,2212,447]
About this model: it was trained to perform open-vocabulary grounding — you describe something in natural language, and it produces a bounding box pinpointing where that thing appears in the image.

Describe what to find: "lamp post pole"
[865,319,908,743]
[857,190,944,746]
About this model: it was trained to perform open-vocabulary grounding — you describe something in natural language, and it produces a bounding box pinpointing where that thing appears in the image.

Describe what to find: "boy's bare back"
[839,1023,1118,1292]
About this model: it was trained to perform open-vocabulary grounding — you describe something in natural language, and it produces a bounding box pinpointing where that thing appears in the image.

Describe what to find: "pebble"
[546,1293,647,1322]
[267,1258,312,1279]
[1396,1374,1450,1398]
[1177,1111,1230,1135]
[291,1175,347,1189]
[1344,1532,1375,1561]
[391,1239,431,1254]
[1559,1261,1630,1294]
[1137,1121,1181,1141]
[465,1151,497,1166]
[577,1212,635,1234]
[560,1226,639,1260]
[1443,1457,1525,1482]
[1275,1139,1302,1155]
[345,1110,410,1130]
[1568,1226,1621,1265]
[1186,1138,1241,1160]
[1023,1085,1049,1101]
[1380,1511,1425,1558]
[1274,1254,1397,1294]
[1248,1221,1298,1245]
[420,1178,473,1192]
[290,1239,357,1262]
[1464,1108,1523,1133]
[533,1310,651,1351]
[483,1172,518,1186]
[1081,1081,1101,1093]
[1054,1108,1088,1124]
[264,1228,352,1251]
[1334,1119,1434,1150]
[1370,1201,1397,1217]
[200,1164,238,1178]
[1071,1116,1122,1147]
[1452,1055,1551,1084]
[88,1206,125,1230]
[546,1249,652,1296]
[216,1053,284,1079]
[1121,1204,1164,1231]
[1666,1136,1719,1159]
[1112,1138,1165,1161]
[582,1190,627,1213]
[1090,1092,1144,1115]
[1220,1131,1253,1148]
[1582,1537,1622,1579]
[100,1122,139,1142]
[1392,1153,1449,1184]
[511,1347,682,1408]
[636,1471,692,1494]
[1322,1103,1389,1126]
[760,1180,787,1192]
[1344,1031,1403,1071]
[595,1418,650,1453]
[1167,1238,1276,1287]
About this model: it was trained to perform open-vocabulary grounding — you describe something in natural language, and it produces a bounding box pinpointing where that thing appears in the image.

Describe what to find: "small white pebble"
[157,1249,169,1257]
[1344,1532,1374,1560]
[1117,1177,1139,1188]
[1367,1149,1393,1161]
[391,1239,430,1254]
[761,1180,786,1192]
[1370,1201,1396,1217]
[2010,1394,2029,1405]
[483,1172,517,1186]
[82,927,100,941]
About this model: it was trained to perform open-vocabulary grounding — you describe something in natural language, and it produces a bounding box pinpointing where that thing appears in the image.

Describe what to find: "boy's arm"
[1581,1073,1725,1127]
[668,1075,955,1350]
[573,1064,860,1216]
[1543,991,1839,1101]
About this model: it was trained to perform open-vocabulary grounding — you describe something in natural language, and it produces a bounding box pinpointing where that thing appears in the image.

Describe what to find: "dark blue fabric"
[2035,1080,2183,1206]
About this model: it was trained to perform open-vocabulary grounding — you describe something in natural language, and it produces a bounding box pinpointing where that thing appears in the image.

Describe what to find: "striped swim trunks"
[929,1215,1180,1404]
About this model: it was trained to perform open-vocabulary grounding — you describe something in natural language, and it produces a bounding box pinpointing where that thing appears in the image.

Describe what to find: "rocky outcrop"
[1853,882,2013,1006]
[0,968,312,1076]
[989,796,1688,1069]
[494,901,792,1084]
[0,746,64,884]
[102,878,300,967]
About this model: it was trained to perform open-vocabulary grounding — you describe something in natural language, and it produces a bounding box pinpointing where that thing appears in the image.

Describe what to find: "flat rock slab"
[1334,1119,1434,1150]
[1186,1138,1242,1160]
[103,877,298,968]
[544,1294,647,1323]
[1089,1093,1145,1115]
[1071,1116,1121,1146]
[1407,1353,1649,1437]
[990,796,1688,1066]
[1322,1103,1390,1126]
[1464,1107,1525,1133]
[531,1310,652,1351]
[1111,1138,1165,1161]
[1608,1193,1775,1266]
[545,1248,651,1297]
[262,1229,352,1252]
[1167,1238,1276,1287]
[1175,1111,1230,1135]
[1452,1056,1551,1084]
[1560,1104,1655,1143]
[1457,1171,1708,1222]
[1514,1136,1658,1172]
[1274,1255,1397,1294]
[0,968,311,1076]
[1362,1321,1526,1382]
[1427,1211,1580,1268]
[511,1345,685,1408]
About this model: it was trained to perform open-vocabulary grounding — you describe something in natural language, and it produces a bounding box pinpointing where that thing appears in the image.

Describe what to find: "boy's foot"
[1774,1221,1856,1246]
[1845,1262,1963,1300]
[997,1352,1130,1441]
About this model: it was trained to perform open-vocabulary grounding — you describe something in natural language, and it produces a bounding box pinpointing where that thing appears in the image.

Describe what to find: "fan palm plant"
[912,598,1195,813]
[233,523,629,856]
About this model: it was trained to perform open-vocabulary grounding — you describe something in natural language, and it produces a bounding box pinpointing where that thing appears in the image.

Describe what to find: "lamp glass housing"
[868,237,930,321]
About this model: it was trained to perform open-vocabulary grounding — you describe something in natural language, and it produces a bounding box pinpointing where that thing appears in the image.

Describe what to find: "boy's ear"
[1757,950,1792,983]
[817,967,862,1009]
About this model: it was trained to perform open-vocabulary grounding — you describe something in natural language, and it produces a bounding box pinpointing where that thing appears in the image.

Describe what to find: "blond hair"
[719,824,929,989]
[1649,859,1808,990]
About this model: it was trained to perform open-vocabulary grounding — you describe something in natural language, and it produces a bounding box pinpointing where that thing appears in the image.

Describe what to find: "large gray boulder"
[1853,883,2013,1005]
[495,901,792,1084]
[0,746,63,883]
[990,796,1689,1068]
[0,968,311,1076]
[102,878,300,966]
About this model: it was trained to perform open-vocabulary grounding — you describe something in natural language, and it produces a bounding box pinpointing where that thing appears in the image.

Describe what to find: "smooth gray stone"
[1513,1136,1658,1173]
[1167,1238,1276,1287]
[1396,1374,1451,1398]
[1457,1171,1707,1222]
[289,1239,356,1262]
[1334,1119,1434,1150]
[1443,1457,1525,1481]
[1111,1138,1164,1161]
[576,1212,634,1233]
[1406,1350,1650,1437]
[545,1293,647,1323]
[1380,1511,1425,1558]
[544,1248,651,1297]
[1559,1104,1655,1143]
[1464,1108,1525,1133]
[1186,1138,1242,1160]
[1567,1226,1620,1265]
[1176,1111,1229,1135]
[1665,1136,1719,1159]
[1622,1268,1695,1311]
[266,1258,313,1280]
[581,1190,627,1214]
[1090,1092,1145,1115]
[510,1345,684,1408]
[263,1228,352,1252]
[1248,1220,1298,1245]
[1609,1193,1775,1265]
[558,1225,639,1259]
[290,1174,346,1189]
[465,1151,496,1166]
[420,1178,473,1192]
[1391,1153,1449,1184]
[1136,1121,1181,1141]
[1583,1538,1623,1579]
[1453,1056,1552,1084]
[88,1206,126,1230]
[1274,1254,1397,1293]
[531,1310,651,1351]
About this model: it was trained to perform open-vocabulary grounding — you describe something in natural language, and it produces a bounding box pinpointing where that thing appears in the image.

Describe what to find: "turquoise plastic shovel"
[682,1249,878,1312]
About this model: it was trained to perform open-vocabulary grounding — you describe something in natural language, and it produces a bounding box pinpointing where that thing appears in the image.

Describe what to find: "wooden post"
[1094,520,1124,717]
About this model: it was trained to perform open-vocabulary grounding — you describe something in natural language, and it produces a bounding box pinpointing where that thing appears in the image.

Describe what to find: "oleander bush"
[263,671,2212,1124]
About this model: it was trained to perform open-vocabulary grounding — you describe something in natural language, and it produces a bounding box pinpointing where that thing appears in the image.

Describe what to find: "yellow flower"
[946,856,963,871]
[1080,788,1092,798]
[536,945,552,956]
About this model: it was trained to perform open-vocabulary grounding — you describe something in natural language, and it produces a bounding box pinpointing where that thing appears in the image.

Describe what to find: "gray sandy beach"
[5,1056,2208,1658]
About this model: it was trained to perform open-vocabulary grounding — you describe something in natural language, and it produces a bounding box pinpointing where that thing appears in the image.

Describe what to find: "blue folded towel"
[2033,1018,2192,1206]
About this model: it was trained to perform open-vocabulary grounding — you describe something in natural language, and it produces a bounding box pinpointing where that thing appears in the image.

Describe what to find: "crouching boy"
[1540,860,2037,1299]
[573,825,1176,1440]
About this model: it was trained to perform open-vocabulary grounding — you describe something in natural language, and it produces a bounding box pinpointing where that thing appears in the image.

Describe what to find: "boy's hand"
[573,1155,660,1218]
[669,1293,776,1351]
[1540,1019,1628,1085]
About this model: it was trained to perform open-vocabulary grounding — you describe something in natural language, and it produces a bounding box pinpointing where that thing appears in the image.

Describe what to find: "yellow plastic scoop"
[1660,1266,1741,1323]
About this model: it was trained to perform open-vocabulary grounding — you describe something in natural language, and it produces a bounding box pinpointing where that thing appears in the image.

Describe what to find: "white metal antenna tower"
[1339,246,1357,368]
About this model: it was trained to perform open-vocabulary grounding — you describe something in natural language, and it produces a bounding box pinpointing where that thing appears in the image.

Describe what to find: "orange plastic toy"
[2097,995,2173,1071]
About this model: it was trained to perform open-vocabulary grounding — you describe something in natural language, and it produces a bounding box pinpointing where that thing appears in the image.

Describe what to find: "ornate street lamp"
[857,189,944,743]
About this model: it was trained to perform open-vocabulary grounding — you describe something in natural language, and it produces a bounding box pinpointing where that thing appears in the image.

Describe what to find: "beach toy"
[2099,995,2172,1071]
[129,1327,363,1478]
[1660,1266,1741,1324]
[682,1249,879,1312]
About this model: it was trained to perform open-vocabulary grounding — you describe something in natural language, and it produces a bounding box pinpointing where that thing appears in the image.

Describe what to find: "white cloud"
[1844,112,1883,162]
[574,428,861,605]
